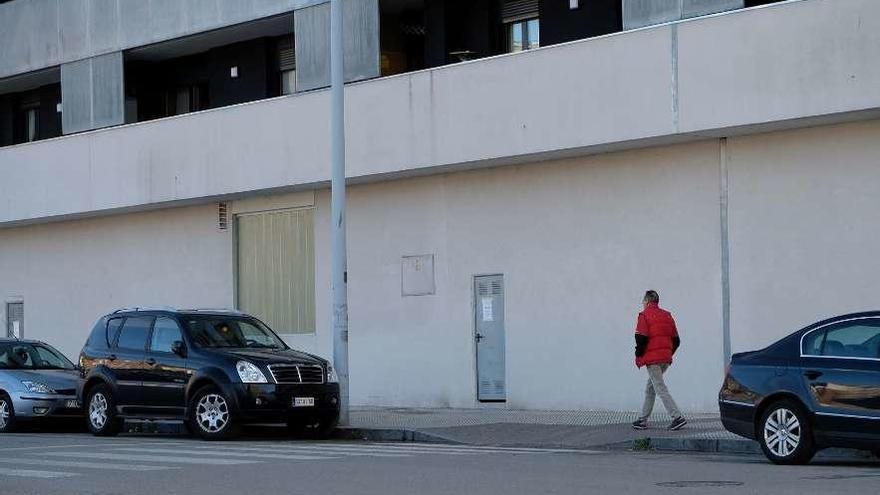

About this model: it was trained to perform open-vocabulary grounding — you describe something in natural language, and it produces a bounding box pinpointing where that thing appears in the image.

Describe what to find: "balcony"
[1,0,878,227]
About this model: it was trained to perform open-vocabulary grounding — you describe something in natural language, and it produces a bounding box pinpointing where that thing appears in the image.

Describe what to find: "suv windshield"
[183,316,287,350]
[0,343,75,370]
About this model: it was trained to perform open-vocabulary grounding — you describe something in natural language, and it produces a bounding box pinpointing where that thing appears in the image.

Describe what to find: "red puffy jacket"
[634,303,679,368]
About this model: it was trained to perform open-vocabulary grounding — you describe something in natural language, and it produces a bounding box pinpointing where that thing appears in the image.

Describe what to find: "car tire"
[288,416,338,440]
[758,399,815,465]
[188,386,240,441]
[86,384,122,436]
[0,392,17,433]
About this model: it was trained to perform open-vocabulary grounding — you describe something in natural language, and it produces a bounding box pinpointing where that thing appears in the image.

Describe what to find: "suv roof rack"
[179,308,244,314]
[111,305,178,314]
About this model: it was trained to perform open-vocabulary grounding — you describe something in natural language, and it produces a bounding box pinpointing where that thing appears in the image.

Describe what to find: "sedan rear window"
[802,320,880,359]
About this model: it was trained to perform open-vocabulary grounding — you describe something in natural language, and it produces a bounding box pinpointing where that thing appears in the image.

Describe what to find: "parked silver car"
[0,339,82,432]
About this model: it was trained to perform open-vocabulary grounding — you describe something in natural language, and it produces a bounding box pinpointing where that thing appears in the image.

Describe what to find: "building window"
[502,0,540,53]
[23,107,39,142]
[164,84,208,116]
[277,35,296,95]
[507,18,540,53]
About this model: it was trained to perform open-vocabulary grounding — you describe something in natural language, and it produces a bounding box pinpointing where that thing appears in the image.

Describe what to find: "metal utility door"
[475,275,506,402]
[6,302,23,339]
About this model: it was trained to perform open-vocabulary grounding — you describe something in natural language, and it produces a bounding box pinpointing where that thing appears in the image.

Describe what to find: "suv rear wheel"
[0,393,17,433]
[86,384,122,436]
[189,386,239,440]
[758,399,815,465]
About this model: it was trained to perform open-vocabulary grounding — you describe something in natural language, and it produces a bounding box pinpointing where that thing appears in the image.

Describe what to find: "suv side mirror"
[171,341,187,357]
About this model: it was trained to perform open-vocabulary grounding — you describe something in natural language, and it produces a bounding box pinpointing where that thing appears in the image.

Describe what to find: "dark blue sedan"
[720,311,880,464]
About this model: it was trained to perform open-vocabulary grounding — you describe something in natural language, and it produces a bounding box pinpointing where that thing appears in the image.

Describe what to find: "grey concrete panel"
[683,0,743,19]
[89,0,120,54]
[60,58,93,134]
[30,0,61,68]
[2,0,324,80]
[60,0,89,62]
[149,0,188,42]
[623,0,680,30]
[90,52,125,129]
[294,3,331,92]
[344,0,380,82]
[186,0,222,32]
[295,0,379,92]
[117,0,153,48]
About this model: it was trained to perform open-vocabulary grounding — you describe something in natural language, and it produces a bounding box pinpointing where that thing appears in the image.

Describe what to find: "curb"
[642,437,877,460]
[334,427,462,445]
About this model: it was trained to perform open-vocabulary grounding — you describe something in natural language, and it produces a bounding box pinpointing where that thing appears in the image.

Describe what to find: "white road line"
[365,443,602,454]
[0,466,77,479]
[1,441,195,453]
[110,447,338,461]
[151,444,413,458]
[42,452,260,465]
[3,458,176,472]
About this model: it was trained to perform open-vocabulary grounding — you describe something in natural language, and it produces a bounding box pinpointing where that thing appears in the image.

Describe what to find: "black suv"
[78,308,340,440]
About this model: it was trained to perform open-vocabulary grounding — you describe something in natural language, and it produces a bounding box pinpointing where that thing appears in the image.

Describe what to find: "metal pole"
[330,0,350,426]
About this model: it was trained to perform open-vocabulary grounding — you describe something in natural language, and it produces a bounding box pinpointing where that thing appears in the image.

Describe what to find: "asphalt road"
[1,431,879,495]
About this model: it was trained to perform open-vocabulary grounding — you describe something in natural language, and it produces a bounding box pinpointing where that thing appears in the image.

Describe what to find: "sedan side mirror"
[171,340,187,358]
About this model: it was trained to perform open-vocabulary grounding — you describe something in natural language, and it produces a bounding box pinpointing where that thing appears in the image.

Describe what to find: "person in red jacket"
[631,290,687,431]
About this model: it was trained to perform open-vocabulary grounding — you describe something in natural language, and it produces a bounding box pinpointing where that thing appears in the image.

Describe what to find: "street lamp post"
[330,0,350,426]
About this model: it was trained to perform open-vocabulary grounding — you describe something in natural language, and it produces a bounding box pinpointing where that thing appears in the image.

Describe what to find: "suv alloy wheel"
[86,384,122,436]
[758,399,815,465]
[189,385,240,440]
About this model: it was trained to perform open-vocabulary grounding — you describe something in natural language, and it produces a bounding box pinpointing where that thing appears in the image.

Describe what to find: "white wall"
[0,204,233,358]
[343,141,724,410]
[727,119,880,352]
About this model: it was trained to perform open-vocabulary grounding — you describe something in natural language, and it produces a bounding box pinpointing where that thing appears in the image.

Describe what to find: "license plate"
[292,397,315,407]
[65,399,81,409]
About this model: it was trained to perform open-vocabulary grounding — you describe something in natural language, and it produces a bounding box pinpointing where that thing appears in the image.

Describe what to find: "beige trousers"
[639,363,682,420]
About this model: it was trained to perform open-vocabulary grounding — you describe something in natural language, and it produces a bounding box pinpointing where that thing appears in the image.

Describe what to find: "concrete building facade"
[1,0,878,412]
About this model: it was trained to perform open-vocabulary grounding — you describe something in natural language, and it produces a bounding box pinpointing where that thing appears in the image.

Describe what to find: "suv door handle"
[804,370,823,380]
[145,358,157,366]
[107,354,117,361]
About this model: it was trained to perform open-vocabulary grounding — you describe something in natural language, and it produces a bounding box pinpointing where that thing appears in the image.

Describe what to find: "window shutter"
[502,0,539,23]
[278,36,296,71]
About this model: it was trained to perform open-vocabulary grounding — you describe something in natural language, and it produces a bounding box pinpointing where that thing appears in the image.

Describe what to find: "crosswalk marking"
[151,442,478,456]
[42,451,261,465]
[136,444,413,458]
[111,447,339,461]
[0,466,76,479]
[0,458,175,472]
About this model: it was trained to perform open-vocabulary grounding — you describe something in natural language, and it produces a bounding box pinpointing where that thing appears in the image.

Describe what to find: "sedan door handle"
[804,370,823,380]
[107,354,117,361]
[145,358,157,366]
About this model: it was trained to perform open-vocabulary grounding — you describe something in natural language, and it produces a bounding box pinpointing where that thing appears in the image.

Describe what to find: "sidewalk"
[345,406,746,452]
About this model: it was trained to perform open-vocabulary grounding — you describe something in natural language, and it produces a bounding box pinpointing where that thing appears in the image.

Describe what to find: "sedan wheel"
[758,400,815,465]
[0,394,16,433]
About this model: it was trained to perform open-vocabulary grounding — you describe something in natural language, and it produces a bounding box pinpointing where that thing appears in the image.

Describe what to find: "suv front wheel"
[86,384,122,436]
[189,386,240,440]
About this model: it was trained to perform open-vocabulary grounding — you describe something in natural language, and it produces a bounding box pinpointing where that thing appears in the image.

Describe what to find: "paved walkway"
[349,407,740,450]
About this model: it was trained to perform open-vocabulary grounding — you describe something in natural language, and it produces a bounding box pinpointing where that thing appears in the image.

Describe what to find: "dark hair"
[643,290,660,304]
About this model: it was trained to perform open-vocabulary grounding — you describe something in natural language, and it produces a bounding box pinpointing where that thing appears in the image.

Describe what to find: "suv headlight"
[236,361,268,384]
[327,365,339,383]
[22,381,56,394]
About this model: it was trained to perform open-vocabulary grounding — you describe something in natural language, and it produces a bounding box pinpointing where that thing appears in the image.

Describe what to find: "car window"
[107,318,124,347]
[803,320,880,359]
[150,317,183,354]
[33,345,74,369]
[184,316,286,349]
[116,316,153,351]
